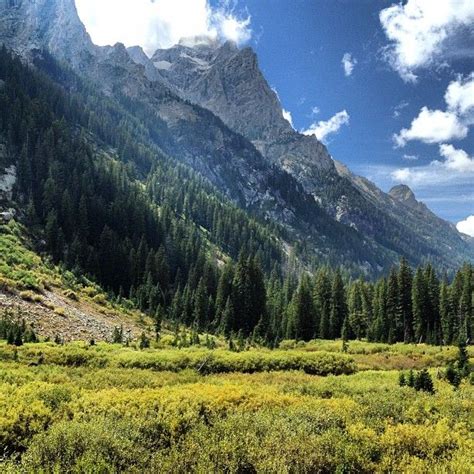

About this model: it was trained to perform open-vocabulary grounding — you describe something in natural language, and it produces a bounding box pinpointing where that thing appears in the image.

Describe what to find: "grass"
[0,340,472,472]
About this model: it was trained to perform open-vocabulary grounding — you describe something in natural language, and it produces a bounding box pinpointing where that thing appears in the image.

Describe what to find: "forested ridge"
[0,47,472,347]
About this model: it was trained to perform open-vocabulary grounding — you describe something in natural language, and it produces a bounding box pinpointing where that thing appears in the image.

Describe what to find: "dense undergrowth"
[0,341,472,473]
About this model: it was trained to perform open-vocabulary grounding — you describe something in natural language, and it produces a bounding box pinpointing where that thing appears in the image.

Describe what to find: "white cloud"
[341,53,357,77]
[282,109,294,129]
[302,110,350,143]
[457,215,474,237]
[403,154,418,161]
[439,143,474,173]
[394,74,474,147]
[75,0,251,56]
[311,106,320,116]
[393,100,409,118]
[380,0,474,82]
[445,73,474,118]
[391,144,474,185]
[393,107,468,147]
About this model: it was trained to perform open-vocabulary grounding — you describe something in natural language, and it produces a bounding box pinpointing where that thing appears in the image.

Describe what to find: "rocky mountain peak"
[388,184,432,215]
[389,184,417,204]
[0,0,95,66]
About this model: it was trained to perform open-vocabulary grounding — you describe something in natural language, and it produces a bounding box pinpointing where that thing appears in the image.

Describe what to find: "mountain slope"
[150,38,474,270]
[0,0,400,273]
[335,161,474,264]
[0,0,472,274]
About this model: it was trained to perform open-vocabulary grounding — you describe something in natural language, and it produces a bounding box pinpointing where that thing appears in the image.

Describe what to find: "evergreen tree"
[193,278,209,330]
[370,278,388,342]
[398,258,413,342]
[329,270,347,338]
[412,267,428,343]
[425,265,441,344]
[139,332,150,349]
[347,280,366,339]
[440,280,454,344]
[288,274,315,341]
[314,268,332,339]
[386,267,401,343]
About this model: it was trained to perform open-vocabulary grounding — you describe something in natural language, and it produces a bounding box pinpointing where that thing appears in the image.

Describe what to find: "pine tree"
[386,267,401,343]
[370,278,388,342]
[457,339,470,377]
[219,297,235,336]
[398,258,413,342]
[425,264,441,344]
[314,269,332,339]
[439,280,454,344]
[445,364,461,389]
[193,278,209,330]
[458,265,472,343]
[347,280,366,339]
[412,267,428,343]
[288,274,315,341]
[214,262,235,328]
[414,369,435,394]
[329,270,347,338]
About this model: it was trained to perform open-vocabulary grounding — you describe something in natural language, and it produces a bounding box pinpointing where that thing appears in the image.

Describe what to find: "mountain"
[150,36,474,269]
[0,0,472,276]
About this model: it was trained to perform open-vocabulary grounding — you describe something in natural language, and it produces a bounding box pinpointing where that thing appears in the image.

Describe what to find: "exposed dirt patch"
[0,290,151,342]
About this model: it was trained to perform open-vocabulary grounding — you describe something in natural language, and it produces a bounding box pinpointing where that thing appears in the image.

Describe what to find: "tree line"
[0,47,472,347]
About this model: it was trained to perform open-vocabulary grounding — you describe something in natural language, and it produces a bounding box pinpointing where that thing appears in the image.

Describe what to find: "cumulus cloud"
[457,215,474,237]
[379,0,474,82]
[393,107,468,147]
[439,143,474,173]
[282,109,294,129]
[75,0,251,55]
[302,110,350,143]
[394,74,474,147]
[341,53,357,76]
[391,144,474,185]
[445,72,474,118]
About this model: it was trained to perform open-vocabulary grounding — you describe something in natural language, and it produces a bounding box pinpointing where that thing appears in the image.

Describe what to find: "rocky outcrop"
[151,40,335,178]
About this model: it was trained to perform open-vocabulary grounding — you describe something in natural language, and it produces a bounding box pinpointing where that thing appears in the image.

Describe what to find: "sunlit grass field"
[0,340,472,472]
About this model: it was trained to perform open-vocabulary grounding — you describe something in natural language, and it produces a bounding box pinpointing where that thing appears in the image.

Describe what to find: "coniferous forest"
[0,48,472,349]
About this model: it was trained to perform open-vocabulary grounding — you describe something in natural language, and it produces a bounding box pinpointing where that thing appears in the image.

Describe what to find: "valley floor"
[0,341,472,472]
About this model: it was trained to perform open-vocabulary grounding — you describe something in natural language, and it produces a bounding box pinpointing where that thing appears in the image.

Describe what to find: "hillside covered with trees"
[0,48,472,348]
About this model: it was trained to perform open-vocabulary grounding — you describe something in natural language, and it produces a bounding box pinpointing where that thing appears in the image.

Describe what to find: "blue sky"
[76,0,473,232]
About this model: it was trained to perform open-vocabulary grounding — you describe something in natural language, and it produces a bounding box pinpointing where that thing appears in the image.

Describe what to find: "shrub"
[19,291,43,303]
[53,307,66,316]
[63,289,78,301]
[92,294,107,306]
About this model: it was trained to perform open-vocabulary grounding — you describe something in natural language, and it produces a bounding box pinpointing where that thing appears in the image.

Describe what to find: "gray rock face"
[151,40,335,180]
[389,184,421,208]
[0,164,16,200]
[0,0,95,69]
[127,46,164,83]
